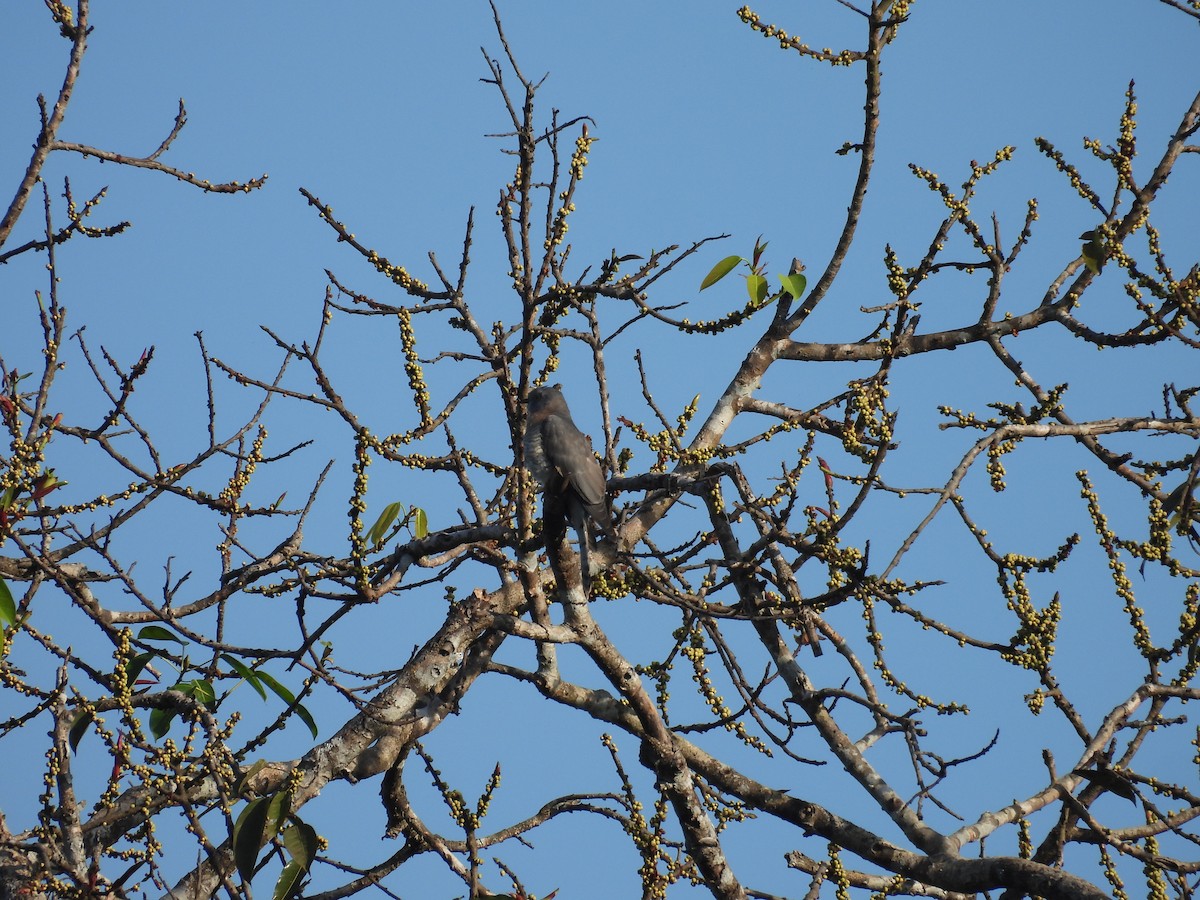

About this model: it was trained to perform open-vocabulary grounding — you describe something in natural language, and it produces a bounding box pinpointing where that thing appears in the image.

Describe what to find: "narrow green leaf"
[222,653,267,700]
[256,670,296,704]
[366,501,404,547]
[413,507,428,539]
[293,702,319,739]
[282,821,318,870]
[0,578,16,628]
[137,625,183,644]
[272,859,306,900]
[746,274,768,304]
[124,651,158,689]
[699,255,742,291]
[234,797,271,883]
[257,671,319,738]
[778,272,807,300]
[68,710,94,753]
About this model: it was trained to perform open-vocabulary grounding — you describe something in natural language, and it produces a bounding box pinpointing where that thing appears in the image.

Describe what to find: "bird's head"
[527,383,570,423]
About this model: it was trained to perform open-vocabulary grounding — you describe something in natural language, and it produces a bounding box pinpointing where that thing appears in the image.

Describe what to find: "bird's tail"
[579,528,592,596]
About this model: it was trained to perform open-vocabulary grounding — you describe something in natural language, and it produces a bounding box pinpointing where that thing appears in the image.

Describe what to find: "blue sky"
[2,2,1198,897]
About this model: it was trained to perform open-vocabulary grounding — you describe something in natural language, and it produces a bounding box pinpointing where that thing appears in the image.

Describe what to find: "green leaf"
[282,821,318,870]
[366,501,404,547]
[272,859,306,900]
[293,702,319,739]
[746,274,768,304]
[68,710,94,753]
[412,507,428,539]
[186,678,216,707]
[137,625,183,644]
[256,669,296,704]
[235,759,268,797]
[150,679,212,737]
[257,670,319,739]
[222,653,267,700]
[234,797,271,883]
[699,255,742,291]
[778,272,807,300]
[149,705,176,739]
[0,578,16,629]
[267,791,292,837]
[124,651,158,689]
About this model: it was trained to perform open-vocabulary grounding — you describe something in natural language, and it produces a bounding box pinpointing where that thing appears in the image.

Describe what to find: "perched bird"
[1162,475,1200,547]
[524,385,616,591]
[1079,229,1108,275]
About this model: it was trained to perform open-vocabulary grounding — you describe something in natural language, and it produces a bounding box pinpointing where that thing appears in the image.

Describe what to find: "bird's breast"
[523,429,552,486]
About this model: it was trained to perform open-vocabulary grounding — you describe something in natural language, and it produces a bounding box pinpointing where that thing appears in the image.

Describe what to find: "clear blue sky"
[2,2,1197,897]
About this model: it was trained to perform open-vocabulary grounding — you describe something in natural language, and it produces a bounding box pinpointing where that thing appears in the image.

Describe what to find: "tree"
[2,1,1199,897]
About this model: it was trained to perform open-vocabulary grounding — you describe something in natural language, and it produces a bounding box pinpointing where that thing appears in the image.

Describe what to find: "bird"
[1079,229,1108,275]
[523,384,616,592]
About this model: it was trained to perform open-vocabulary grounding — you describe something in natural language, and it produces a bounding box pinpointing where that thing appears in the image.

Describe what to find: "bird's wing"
[542,415,607,508]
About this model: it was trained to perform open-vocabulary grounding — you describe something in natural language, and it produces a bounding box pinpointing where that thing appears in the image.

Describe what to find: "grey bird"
[524,385,616,591]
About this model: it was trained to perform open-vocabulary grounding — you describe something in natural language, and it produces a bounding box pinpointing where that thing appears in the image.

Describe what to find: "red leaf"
[817,457,834,493]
